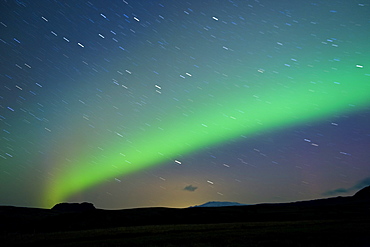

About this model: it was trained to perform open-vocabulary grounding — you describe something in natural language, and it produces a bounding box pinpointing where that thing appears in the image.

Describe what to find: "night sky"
[1,0,370,209]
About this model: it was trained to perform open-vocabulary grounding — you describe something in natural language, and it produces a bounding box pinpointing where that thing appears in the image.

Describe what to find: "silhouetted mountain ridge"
[1,186,369,233]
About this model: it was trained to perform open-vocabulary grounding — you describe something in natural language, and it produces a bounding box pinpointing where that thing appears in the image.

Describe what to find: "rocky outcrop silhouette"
[51,202,96,212]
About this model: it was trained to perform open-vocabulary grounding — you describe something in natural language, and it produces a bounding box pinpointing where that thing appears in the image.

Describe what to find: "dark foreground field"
[1,186,370,246]
[2,219,370,247]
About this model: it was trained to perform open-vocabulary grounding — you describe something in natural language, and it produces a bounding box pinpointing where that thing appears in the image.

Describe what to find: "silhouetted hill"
[1,187,369,233]
[52,202,96,212]
[353,185,370,199]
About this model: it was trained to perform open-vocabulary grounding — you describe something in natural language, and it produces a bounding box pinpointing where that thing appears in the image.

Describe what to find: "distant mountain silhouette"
[191,201,247,207]
[52,202,96,212]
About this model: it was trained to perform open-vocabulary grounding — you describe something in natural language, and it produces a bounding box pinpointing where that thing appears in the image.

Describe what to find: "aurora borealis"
[1,0,370,209]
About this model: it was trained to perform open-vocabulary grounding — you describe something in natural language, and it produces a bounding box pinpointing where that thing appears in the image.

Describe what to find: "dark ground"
[2,219,370,247]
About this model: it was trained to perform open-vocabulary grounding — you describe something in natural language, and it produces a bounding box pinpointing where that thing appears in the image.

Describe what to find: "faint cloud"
[323,188,349,196]
[184,185,198,192]
[323,177,370,196]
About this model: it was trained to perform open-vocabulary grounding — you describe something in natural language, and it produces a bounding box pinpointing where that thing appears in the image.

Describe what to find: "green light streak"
[44,67,370,207]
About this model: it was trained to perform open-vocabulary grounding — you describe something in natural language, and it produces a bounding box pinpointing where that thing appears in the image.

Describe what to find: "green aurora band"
[43,65,369,207]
